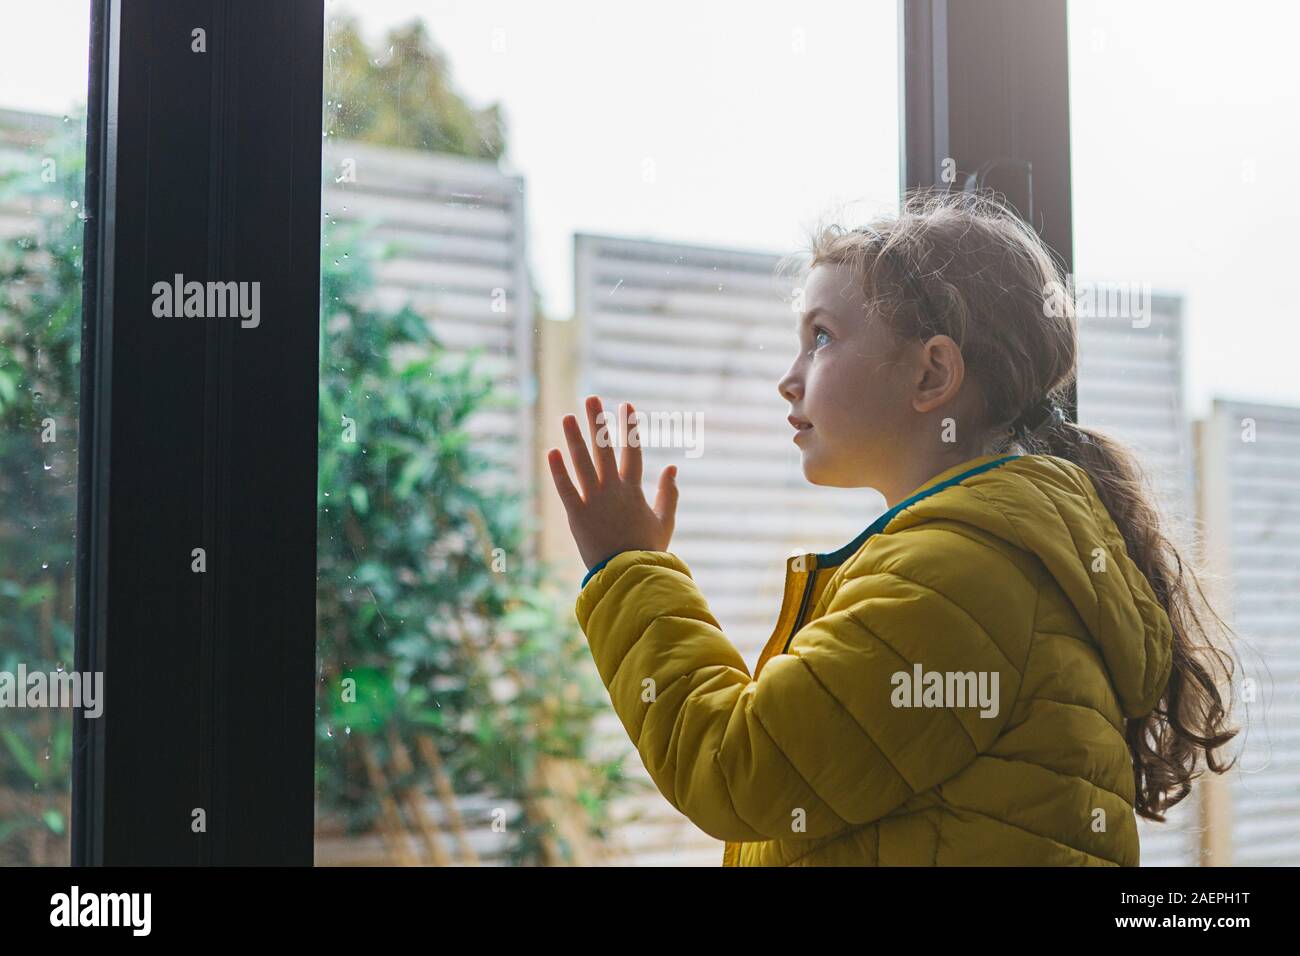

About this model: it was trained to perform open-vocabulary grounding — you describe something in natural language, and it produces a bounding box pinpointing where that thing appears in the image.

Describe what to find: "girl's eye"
[811,327,832,352]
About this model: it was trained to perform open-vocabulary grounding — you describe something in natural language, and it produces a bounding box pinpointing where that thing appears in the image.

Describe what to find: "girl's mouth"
[788,415,813,442]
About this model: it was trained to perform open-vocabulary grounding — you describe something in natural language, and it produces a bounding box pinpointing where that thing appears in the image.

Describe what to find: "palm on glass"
[547,395,679,570]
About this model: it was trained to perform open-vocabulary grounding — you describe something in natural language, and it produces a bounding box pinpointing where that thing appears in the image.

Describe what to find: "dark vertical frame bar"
[900,0,1076,420]
[72,0,117,867]
[73,0,323,865]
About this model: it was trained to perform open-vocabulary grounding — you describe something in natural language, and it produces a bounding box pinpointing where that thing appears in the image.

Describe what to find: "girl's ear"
[912,334,965,413]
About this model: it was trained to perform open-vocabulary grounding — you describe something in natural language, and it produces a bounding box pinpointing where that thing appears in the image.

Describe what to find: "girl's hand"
[547,395,679,570]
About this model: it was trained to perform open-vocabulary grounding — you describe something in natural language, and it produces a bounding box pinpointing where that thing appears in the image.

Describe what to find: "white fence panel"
[1197,399,1300,865]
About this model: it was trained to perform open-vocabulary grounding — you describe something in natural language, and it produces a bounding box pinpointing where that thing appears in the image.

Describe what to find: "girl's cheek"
[804,360,830,406]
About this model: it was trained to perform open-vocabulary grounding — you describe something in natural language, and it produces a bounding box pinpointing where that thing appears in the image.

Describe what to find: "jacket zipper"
[781,569,818,654]
[729,569,816,867]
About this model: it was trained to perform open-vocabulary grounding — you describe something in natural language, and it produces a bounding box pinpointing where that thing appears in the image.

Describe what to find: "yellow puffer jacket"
[575,452,1175,866]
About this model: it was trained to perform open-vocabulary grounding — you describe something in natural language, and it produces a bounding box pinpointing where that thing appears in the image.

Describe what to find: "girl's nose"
[777,363,803,403]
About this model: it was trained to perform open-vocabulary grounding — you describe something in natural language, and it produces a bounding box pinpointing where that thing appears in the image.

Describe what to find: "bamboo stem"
[357,737,420,866]
[386,727,453,866]
[416,735,480,865]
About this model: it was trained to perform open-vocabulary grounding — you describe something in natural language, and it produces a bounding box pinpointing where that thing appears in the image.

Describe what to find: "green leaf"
[394,452,432,498]
[327,667,398,732]
[1,728,44,782]
[18,582,55,608]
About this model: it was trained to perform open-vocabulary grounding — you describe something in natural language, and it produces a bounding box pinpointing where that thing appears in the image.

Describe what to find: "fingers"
[562,413,599,496]
[547,447,583,515]
[653,464,679,536]
[619,401,643,485]
[585,395,619,484]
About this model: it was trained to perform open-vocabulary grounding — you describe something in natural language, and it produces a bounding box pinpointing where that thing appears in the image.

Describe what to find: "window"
[0,0,92,867]
[314,0,900,865]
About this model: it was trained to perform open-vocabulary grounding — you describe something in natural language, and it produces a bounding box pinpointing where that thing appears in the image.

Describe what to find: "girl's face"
[778,262,915,488]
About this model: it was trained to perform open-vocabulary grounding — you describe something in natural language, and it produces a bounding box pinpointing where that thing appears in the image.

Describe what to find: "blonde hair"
[784,188,1239,822]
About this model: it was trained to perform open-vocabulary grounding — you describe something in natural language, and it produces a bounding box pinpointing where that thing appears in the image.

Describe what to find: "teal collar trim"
[816,454,1022,569]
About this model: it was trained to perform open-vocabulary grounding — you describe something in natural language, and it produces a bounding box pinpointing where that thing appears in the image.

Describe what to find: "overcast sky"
[2,0,1297,422]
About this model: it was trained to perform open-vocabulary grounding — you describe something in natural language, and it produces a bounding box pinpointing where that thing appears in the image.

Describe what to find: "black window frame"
[73,0,324,865]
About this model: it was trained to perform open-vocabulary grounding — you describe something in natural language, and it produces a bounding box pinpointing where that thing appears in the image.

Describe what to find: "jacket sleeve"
[574,528,1035,843]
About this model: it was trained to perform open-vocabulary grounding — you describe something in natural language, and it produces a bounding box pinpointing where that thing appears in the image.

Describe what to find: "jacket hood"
[886,453,1174,719]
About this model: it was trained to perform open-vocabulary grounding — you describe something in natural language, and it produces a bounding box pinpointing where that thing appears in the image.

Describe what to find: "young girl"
[546,190,1238,866]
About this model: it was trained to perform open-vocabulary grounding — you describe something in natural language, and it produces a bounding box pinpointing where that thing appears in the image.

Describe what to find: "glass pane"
[1070,1,1300,865]
[0,2,92,866]
[315,0,899,864]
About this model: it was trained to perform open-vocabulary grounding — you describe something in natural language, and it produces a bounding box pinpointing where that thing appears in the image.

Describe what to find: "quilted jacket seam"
[968,480,1106,653]
[748,701,854,830]
[941,799,1124,865]
[583,556,694,625]
[839,606,982,756]
[796,653,914,792]
[851,523,1040,595]
[974,752,1133,807]
[710,748,765,840]
[780,822,867,866]
[608,614,730,704]
[1037,628,1100,651]
[1010,693,1127,742]
[642,670,726,817]
[843,568,1024,680]
[1049,491,1103,637]
[933,804,942,864]
[1025,572,1043,675]
[964,482,1030,552]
